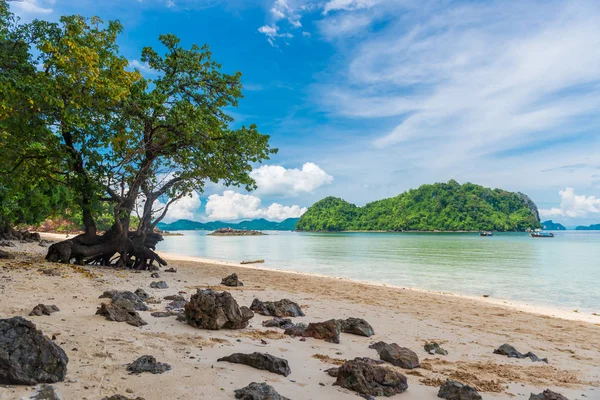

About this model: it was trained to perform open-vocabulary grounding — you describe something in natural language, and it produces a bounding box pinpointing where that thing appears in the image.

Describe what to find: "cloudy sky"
[11,0,600,226]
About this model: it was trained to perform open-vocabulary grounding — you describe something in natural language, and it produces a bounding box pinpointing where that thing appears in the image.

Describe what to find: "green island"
[296,180,541,232]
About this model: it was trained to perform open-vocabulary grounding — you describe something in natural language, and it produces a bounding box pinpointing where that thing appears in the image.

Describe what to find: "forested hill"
[157,218,299,231]
[296,180,541,232]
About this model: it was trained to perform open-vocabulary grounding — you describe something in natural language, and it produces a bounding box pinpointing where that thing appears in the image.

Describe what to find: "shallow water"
[158,231,600,313]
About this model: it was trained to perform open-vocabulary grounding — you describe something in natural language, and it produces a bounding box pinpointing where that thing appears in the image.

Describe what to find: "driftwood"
[240,259,265,265]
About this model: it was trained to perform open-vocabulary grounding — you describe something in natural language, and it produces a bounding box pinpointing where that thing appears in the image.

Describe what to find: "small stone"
[96,303,147,327]
[30,384,62,400]
[217,353,291,377]
[234,382,289,399]
[337,317,374,337]
[150,281,168,289]
[262,317,293,329]
[126,355,171,374]
[150,272,160,279]
[29,304,60,316]
[424,342,448,355]
[250,298,304,317]
[494,344,548,363]
[438,379,482,400]
[529,389,569,400]
[370,342,420,369]
[164,268,177,273]
[221,273,244,287]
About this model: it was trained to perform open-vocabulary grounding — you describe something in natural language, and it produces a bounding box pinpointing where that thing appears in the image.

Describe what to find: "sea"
[157,231,600,314]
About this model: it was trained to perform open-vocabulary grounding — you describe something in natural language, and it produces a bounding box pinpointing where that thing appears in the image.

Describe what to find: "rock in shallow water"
[250,298,304,317]
[369,341,420,369]
[184,289,253,330]
[494,343,548,363]
[221,273,244,287]
[96,302,147,327]
[438,379,482,400]
[334,357,408,397]
[337,317,374,337]
[29,304,60,317]
[126,355,171,374]
[217,352,291,377]
[0,317,68,385]
[529,389,569,400]
[234,382,289,400]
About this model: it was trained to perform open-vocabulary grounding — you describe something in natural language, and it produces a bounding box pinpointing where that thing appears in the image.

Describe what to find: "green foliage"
[296,181,542,232]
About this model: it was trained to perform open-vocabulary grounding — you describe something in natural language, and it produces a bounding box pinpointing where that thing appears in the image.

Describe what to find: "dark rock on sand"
[529,389,569,400]
[262,317,293,329]
[494,344,548,363]
[217,352,291,377]
[334,357,408,397]
[425,342,448,355]
[164,294,185,301]
[184,289,253,330]
[99,290,148,312]
[438,379,482,400]
[370,341,420,369]
[29,304,60,316]
[250,298,304,317]
[166,298,187,313]
[221,273,244,287]
[150,281,168,289]
[337,317,374,337]
[0,250,15,259]
[0,317,68,385]
[30,384,62,400]
[134,289,149,302]
[150,272,160,279]
[234,382,289,400]
[126,355,171,374]
[305,320,341,344]
[96,302,147,327]
[0,241,15,247]
[283,323,307,337]
[151,311,177,318]
[165,267,177,273]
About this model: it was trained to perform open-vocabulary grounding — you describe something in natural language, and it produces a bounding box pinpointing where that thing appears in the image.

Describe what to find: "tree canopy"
[295,180,541,232]
[0,4,276,267]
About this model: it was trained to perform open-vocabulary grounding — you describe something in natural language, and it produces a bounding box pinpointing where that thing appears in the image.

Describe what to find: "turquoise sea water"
[157,231,600,313]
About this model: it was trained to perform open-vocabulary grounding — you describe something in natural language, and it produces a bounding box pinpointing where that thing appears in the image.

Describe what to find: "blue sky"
[11,0,600,226]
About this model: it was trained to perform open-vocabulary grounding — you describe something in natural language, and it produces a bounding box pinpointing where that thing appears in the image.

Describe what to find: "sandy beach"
[1,233,599,400]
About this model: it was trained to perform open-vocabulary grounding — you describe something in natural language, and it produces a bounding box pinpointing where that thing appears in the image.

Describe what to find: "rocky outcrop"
[370,341,420,369]
[424,342,448,355]
[184,289,253,330]
[209,228,264,236]
[221,273,244,287]
[529,390,569,400]
[150,281,168,289]
[217,353,291,377]
[126,355,171,374]
[250,298,304,317]
[234,382,289,400]
[494,344,548,363]
[305,320,341,344]
[96,302,147,327]
[262,317,293,329]
[99,290,148,312]
[29,304,60,316]
[0,317,68,385]
[337,317,374,337]
[334,358,408,397]
[438,379,482,400]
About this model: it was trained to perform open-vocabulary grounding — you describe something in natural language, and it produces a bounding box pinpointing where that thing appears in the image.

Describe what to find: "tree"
[1,8,276,267]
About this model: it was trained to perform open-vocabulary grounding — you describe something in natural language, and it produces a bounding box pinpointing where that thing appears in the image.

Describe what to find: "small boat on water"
[479,231,493,236]
[530,232,554,238]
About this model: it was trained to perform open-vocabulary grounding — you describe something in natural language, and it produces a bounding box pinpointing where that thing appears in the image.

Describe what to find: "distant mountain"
[157,218,299,231]
[541,220,566,230]
[296,180,541,232]
[575,223,600,231]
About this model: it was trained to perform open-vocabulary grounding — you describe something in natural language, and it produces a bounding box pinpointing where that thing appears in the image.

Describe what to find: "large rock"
[29,304,60,316]
[334,358,408,397]
[126,355,171,374]
[250,298,304,317]
[96,302,147,327]
[0,317,68,385]
[234,382,289,400]
[217,352,291,377]
[184,289,253,330]
[99,290,148,312]
[370,341,420,369]
[529,390,569,400]
[494,343,548,363]
[221,273,244,287]
[305,320,341,344]
[438,379,482,400]
[337,317,374,337]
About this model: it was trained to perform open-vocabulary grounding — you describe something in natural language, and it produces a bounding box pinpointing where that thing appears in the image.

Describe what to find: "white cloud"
[9,0,53,15]
[205,190,306,221]
[323,0,381,14]
[128,59,155,75]
[250,162,333,196]
[258,24,293,46]
[539,188,600,219]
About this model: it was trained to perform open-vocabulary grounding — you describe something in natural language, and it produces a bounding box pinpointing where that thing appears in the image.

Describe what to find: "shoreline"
[39,232,599,324]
